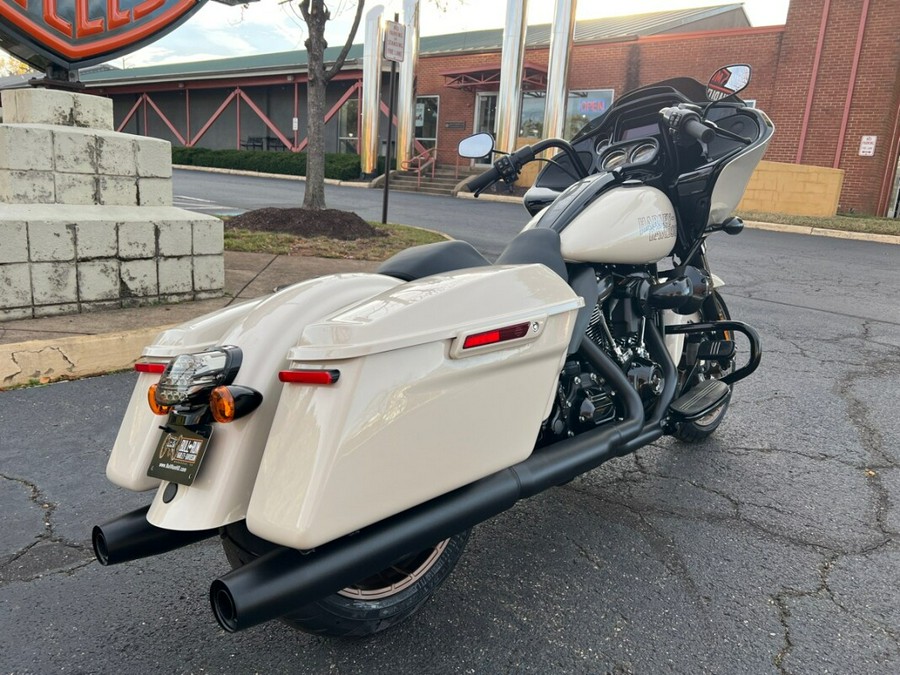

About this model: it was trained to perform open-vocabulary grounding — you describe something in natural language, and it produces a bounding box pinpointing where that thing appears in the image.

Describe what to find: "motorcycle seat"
[377,229,568,282]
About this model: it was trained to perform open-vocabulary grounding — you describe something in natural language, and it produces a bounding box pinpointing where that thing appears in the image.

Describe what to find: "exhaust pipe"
[211,329,674,632]
[93,505,218,566]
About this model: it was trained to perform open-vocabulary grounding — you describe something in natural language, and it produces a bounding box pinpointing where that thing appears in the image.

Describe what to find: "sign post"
[381,15,405,225]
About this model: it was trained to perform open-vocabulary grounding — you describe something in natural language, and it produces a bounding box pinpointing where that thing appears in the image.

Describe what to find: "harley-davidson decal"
[638,212,676,241]
[0,0,208,70]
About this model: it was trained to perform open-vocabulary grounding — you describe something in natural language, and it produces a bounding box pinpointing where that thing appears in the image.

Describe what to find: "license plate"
[147,423,213,487]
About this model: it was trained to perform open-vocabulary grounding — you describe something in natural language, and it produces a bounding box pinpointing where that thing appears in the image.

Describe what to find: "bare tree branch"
[325,0,365,83]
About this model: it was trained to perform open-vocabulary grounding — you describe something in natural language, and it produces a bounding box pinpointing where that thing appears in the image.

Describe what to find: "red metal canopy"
[441,61,547,92]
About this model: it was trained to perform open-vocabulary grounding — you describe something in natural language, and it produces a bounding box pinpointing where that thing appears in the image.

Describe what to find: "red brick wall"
[418,0,900,215]
[419,27,783,171]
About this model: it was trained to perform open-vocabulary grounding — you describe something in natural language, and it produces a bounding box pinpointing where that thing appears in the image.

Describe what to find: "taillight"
[463,322,531,349]
[278,369,341,385]
[147,384,172,415]
[135,362,167,374]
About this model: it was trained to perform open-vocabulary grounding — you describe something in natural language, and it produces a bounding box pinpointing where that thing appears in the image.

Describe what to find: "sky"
[110,0,791,69]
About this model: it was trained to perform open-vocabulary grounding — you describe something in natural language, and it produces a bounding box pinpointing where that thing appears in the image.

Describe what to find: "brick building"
[81,0,900,216]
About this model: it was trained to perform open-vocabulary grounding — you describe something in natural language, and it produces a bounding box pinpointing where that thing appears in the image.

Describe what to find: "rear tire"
[673,291,734,443]
[221,522,469,638]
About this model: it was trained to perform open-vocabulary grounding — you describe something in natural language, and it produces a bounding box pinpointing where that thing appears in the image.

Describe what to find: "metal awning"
[441,62,547,92]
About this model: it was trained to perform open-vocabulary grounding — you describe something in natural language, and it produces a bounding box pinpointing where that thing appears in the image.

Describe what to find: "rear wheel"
[673,291,734,443]
[221,522,470,638]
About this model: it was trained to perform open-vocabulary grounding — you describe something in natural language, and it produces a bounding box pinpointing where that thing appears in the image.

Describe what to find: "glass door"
[475,92,498,136]
[474,93,498,162]
[415,96,439,151]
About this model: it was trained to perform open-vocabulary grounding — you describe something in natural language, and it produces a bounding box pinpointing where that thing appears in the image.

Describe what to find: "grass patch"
[738,210,900,236]
[224,223,446,260]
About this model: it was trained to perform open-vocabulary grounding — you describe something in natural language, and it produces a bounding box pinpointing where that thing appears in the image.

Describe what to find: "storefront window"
[338,97,359,153]
[517,89,616,139]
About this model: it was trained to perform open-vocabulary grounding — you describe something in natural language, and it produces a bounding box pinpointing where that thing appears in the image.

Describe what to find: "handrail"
[400,147,436,189]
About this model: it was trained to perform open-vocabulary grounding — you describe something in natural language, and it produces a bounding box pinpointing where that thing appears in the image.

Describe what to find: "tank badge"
[638,213,677,241]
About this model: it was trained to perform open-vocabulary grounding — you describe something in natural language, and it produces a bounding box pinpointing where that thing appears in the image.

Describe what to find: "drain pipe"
[832,0,871,169]
[794,0,830,164]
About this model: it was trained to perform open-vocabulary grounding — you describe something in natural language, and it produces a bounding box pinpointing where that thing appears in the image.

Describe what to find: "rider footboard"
[246,265,583,550]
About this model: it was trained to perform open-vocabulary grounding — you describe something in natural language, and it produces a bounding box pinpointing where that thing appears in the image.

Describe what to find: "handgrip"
[467,167,501,196]
[683,118,715,144]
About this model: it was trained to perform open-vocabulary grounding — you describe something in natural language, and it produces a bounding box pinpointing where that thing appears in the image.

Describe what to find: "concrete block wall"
[738,160,844,217]
[0,123,173,206]
[0,88,224,320]
[0,206,223,320]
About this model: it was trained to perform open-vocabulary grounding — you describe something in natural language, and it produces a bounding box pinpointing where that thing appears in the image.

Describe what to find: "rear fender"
[106,274,401,531]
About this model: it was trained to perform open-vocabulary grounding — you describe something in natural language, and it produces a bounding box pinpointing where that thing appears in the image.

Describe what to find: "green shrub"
[171,147,368,181]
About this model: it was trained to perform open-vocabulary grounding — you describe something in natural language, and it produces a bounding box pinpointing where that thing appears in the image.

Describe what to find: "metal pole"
[361,5,385,179]
[382,13,399,225]
[495,0,528,155]
[543,0,577,142]
[396,0,420,166]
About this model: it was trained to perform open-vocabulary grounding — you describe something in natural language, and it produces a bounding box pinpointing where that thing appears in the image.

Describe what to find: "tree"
[298,0,366,210]
[0,52,33,77]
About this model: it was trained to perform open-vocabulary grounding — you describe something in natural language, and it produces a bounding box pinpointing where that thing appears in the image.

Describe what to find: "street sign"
[859,135,877,157]
[383,20,406,63]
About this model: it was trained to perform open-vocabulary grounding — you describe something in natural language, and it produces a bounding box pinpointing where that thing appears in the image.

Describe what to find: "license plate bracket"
[147,423,213,486]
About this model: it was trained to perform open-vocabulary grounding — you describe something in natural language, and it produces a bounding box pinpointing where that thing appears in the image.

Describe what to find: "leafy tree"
[298,0,365,210]
[0,52,32,77]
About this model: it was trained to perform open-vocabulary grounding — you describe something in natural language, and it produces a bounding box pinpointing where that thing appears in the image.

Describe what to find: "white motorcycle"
[93,65,769,637]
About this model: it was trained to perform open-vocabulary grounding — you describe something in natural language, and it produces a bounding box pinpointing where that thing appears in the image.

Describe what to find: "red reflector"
[134,362,166,373]
[463,322,531,349]
[279,369,341,385]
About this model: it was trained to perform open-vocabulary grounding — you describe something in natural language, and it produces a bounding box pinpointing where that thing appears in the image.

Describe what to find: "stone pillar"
[0,88,223,321]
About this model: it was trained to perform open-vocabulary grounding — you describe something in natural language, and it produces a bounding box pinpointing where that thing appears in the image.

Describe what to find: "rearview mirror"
[706,64,751,102]
[458,133,494,159]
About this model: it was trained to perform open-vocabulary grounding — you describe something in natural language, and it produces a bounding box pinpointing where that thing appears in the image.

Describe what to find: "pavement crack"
[834,358,899,539]
[0,472,56,540]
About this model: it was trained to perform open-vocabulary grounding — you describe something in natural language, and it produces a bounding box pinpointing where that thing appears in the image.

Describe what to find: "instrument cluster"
[595,137,661,173]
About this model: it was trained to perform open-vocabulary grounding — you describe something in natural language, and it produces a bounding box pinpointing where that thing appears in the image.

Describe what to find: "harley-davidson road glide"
[93,65,770,637]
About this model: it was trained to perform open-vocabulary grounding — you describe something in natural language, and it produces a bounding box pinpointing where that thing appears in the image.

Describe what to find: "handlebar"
[659,105,716,144]
[467,166,502,195]
[467,138,587,197]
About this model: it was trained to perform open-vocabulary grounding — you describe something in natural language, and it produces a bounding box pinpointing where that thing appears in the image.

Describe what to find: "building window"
[518,89,616,139]
[565,89,615,138]
[338,97,359,153]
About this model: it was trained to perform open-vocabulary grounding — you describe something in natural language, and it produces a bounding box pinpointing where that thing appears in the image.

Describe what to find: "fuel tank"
[527,175,677,265]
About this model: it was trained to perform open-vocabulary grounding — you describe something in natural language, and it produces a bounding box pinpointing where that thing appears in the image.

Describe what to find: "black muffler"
[92,505,218,566]
[210,328,674,632]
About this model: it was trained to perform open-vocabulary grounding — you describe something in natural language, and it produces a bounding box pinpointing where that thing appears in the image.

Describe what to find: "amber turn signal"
[210,386,236,423]
[147,384,172,416]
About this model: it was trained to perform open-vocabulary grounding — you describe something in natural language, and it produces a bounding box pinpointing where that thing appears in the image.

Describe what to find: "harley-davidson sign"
[0,0,209,71]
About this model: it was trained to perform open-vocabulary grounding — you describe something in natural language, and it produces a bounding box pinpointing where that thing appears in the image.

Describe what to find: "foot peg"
[670,379,731,421]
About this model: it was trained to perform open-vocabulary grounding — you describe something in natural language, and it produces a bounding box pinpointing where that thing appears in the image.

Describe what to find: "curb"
[0,326,168,390]
[741,220,900,245]
[173,164,376,188]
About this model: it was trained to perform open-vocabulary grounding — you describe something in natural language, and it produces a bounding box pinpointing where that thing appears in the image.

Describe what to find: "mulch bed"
[226,207,385,240]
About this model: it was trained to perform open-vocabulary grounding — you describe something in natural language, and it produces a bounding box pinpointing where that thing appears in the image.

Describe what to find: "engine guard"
[664,320,761,384]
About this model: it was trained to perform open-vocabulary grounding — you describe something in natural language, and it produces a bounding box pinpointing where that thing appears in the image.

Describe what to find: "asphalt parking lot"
[1,193,898,672]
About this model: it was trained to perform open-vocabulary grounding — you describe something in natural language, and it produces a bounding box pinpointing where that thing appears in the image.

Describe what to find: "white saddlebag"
[246,264,583,549]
